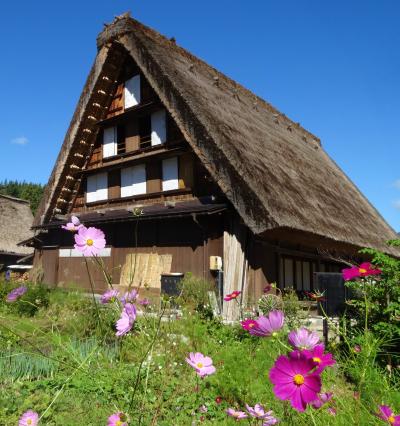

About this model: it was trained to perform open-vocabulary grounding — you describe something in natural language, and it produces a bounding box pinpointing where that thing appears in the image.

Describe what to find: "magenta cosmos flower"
[115,303,137,336]
[342,262,381,281]
[120,289,138,304]
[6,286,28,302]
[107,412,128,426]
[311,392,333,409]
[246,310,284,337]
[186,352,216,377]
[297,344,336,373]
[245,404,278,423]
[19,410,39,426]
[61,215,82,232]
[241,319,257,331]
[375,405,400,425]
[226,408,248,420]
[74,226,106,256]
[101,289,119,304]
[269,355,322,412]
[224,290,241,301]
[288,328,320,350]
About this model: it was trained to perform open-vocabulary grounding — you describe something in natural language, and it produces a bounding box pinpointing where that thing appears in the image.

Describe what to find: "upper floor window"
[151,109,167,146]
[86,172,108,203]
[124,75,141,109]
[103,127,117,158]
[162,157,179,191]
[121,164,146,197]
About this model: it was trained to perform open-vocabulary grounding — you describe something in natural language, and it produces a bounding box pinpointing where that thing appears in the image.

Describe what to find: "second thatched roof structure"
[0,194,34,256]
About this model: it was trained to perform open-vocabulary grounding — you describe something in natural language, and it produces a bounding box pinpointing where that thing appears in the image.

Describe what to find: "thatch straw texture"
[0,195,33,255]
[35,13,399,256]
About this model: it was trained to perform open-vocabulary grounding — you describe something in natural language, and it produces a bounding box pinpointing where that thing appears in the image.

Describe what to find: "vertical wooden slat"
[125,120,140,152]
[179,153,194,189]
[223,219,249,321]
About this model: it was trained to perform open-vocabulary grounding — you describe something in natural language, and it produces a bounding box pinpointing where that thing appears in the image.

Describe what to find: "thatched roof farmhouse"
[29,13,399,314]
[0,195,34,269]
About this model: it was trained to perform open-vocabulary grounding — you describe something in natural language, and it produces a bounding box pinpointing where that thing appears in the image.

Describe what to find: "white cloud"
[394,200,400,210]
[11,136,29,145]
[394,179,400,190]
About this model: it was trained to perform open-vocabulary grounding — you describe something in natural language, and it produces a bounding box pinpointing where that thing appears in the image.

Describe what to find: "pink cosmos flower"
[226,408,248,420]
[120,289,138,304]
[241,319,257,331]
[375,405,400,425]
[247,310,284,337]
[107,412,128,426]
[245,404,278,423]
[61,215,82,232]
[185,352,216,377]
[19,410,39,426]
[269,355,322,412]
[6,286,27,302]
[342,262,381,281]
[288,328,320,350]
[101,289,119,304]
[298,344,336,373]
[224,290,241,301]
[139,298,150,306]
[328,407,337,416]
[74,226,106,256]
[115,303,137,336]
[311,392,333,409]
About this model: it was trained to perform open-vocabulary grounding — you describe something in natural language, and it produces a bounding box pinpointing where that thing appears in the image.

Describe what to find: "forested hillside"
[0,180,44,214]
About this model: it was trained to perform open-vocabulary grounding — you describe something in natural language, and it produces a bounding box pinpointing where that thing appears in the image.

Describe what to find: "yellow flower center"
[86,239,94,246]
[359,268,367,274]
[389,416,395,424]
[313,357,322,364]
[249,323,255,328]
[293,374,305,385]
[116,421,123,426]
[27,421,32,426]
[196,362,204,368]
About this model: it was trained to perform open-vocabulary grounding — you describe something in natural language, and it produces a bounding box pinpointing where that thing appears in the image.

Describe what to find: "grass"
[0,285,399,425]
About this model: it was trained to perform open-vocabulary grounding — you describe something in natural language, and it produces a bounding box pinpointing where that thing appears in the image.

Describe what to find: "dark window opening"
[139,116,151,149]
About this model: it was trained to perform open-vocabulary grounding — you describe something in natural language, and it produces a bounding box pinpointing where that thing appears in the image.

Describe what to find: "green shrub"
[345,239,400,355]
[281,289,305,329]
[4,284,50,317]
[177,273,217,315]
[257,293,283,315]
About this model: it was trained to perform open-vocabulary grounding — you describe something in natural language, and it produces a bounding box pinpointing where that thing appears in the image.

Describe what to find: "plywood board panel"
[119,252,172,289]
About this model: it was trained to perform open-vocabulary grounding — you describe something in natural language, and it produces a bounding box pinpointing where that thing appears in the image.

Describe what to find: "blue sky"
[0,0,399,231]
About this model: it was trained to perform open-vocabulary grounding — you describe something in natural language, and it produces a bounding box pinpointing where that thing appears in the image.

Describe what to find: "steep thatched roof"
[0,195,34,255]
[34,13,400,256]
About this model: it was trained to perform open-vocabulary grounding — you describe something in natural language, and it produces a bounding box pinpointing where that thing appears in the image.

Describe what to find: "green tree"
[0,180,45,214]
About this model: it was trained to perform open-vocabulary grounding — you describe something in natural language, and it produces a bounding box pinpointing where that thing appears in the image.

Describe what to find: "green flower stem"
[84,257,102,332]
[92,256,113,288]
[129,302,166,413]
